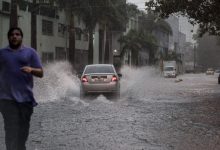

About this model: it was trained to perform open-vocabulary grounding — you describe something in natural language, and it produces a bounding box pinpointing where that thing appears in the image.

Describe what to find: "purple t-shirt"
[0,46,42,106]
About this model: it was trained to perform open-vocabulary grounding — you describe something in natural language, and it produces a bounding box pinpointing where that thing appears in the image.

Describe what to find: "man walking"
[0,27,43,150]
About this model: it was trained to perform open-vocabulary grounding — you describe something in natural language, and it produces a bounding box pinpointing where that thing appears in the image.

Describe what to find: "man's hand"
[21,66,32,73]
[21,66,43,78]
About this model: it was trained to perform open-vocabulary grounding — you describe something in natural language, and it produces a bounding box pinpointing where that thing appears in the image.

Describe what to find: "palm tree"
[79,0,128,64]
[138,31,157,64]
[118,4,158,66]
[119,30,142,65]
[138,13,172,64]
[75,0,128,64]
[55,0,128,65]
[100,0,128,64]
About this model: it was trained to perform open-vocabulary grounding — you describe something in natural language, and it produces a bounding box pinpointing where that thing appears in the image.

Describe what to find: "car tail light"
[81,75,88,82]
[111,75,118,82]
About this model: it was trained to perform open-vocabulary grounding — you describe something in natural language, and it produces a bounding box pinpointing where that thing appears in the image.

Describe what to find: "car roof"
[83,64,116,74]
[85,64,113,67]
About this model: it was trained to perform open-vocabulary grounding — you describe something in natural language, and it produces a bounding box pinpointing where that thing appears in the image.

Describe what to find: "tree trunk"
[31,0,37,50]
[104,30,110,63]
[10,0,18,28]
[88,28,93,64]
[103,25,106,63]
[68,11,75,68]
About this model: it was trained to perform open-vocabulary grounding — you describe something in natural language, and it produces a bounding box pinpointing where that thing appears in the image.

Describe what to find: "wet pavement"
[1,64,220,150]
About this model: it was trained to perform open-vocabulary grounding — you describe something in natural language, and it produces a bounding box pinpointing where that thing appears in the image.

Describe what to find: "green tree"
[119,5,165,66]
[138,13,172,64]
[119,29,158,66]
[99,0,128,64]
[145,0,220,36]
[75,0,128,64]
[119,30,142,66]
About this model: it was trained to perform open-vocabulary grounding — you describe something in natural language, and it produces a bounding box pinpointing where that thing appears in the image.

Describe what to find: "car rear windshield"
[84,66,115,74]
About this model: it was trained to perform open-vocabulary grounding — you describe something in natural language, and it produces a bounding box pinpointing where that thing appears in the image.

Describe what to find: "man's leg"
[0,101,33,150]
[17,102,33,150]
[0,100,20,150]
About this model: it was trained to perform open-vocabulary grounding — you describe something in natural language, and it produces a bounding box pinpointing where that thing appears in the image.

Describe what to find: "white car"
[206,68,214,75]
[79,64,121,99]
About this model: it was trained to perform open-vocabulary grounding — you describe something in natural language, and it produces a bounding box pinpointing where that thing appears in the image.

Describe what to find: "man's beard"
[9,42,21,50]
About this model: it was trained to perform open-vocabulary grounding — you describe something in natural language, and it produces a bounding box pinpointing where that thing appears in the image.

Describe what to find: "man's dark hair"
[7,27,23,38]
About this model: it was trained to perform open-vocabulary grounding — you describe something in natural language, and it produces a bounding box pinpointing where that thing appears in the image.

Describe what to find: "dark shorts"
[0,100,33,150]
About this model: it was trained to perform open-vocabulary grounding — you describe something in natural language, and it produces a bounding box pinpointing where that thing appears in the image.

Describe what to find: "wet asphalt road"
[1,65,220,150]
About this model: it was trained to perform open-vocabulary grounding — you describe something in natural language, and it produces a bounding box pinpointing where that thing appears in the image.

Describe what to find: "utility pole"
[10,0,18,28]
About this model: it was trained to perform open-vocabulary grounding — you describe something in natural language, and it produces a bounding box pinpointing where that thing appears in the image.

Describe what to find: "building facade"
[0,0,90,70]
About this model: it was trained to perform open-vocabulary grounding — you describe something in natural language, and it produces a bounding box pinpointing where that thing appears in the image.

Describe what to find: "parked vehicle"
[163,61,177,78]
[206,68,214,75]
[215,69,220,73]
[79,64,121,99]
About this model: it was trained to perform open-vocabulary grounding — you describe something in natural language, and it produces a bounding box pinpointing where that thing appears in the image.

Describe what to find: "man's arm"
[21,66,44,78]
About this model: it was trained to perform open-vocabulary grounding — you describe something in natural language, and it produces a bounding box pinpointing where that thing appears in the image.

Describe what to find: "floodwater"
[1,61,220,150]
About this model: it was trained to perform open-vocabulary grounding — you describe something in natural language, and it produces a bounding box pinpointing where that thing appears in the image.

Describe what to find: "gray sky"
[127,0,146,11]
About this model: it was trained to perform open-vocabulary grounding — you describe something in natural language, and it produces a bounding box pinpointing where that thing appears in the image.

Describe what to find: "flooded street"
[1,62,220,150]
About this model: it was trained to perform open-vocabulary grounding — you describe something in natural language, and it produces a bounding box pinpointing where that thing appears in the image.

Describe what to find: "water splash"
[120,65,163,99]
[34,61,80,103]
[33,62,198,104]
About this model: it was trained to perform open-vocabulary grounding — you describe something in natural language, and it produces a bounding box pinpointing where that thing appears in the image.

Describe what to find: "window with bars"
[55,47,66,60]
[83,33,89,41]
[2,1,10,12]
[75,28,82,40]
[42,52,54,63]
[42,20,53,36]
[58,23,66,37]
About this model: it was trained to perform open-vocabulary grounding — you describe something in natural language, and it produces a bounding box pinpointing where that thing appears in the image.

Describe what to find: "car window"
[84,66,115,74]
[164,67,174,71]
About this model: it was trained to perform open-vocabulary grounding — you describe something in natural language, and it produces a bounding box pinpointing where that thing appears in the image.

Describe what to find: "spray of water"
[120,65,164,100]
[33,62,177,104]
[34,61,80,103]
